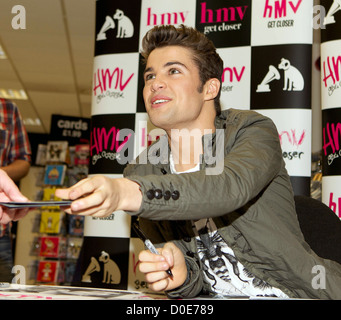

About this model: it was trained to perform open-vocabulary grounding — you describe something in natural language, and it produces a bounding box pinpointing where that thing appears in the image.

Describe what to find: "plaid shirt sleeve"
[0,98,31,165]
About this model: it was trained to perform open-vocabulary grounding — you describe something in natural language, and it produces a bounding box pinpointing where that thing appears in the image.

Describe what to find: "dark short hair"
[141,25,223,116]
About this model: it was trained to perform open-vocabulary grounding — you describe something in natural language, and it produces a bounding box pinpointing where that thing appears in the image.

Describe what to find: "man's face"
[143,46,207,132]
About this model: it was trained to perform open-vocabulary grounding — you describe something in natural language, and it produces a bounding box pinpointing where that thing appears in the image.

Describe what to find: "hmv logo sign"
[221,66,246,93]
[321,109,341,176]
[279,129,305,161]
[89,114,135,174]
[200,2,248,23]
[197,1,249,34]
[328,193,341,218]
[97,9,134,41]
[263,0,302,19]
[95,2,141,55]
[195,0,251,47]
[263,0,303,30]
[93,67,134,104]
[146,7,189,26]
[322,55,341,97]
[199,2,248,35]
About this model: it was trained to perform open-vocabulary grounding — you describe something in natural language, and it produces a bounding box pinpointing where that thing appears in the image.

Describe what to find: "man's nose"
[151,77,166,92]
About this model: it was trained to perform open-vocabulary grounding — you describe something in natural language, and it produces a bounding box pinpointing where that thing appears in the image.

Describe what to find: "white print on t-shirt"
[196,230,288,298]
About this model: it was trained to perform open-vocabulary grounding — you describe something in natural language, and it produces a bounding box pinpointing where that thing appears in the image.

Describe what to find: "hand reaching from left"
[0,169,29,224]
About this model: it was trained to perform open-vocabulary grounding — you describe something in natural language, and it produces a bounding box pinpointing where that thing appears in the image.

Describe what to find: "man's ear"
[204,78,221,101]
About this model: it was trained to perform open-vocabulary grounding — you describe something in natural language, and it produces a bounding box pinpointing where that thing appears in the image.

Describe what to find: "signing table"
[0,283,168,300]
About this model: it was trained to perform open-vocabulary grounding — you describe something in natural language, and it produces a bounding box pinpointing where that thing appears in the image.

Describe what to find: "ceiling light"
[0,45,7,59]
[0,89,28,100]
[23,118,42,126]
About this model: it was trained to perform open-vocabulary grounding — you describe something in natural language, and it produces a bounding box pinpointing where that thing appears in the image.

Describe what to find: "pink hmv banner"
[320,0,341,220]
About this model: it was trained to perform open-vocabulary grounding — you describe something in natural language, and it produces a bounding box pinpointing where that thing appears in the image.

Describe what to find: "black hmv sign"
[322,108,341,176]
[250,44,312,110]
[89,114,135,174]
[78,236,129,289]
[95,0,141,55]
[195,0,252,48]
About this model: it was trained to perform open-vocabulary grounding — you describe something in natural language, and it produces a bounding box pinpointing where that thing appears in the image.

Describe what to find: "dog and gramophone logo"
[95,0,141,55]
[80,237,129,289]
[256,57,304,93]
[251,44,312,109]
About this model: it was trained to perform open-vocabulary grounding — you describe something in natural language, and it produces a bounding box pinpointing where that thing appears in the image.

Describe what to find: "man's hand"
[138,242,187,292]
[55,175,142,217]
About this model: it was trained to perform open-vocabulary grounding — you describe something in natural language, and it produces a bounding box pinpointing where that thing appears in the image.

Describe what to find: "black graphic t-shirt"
[169,153,288,298]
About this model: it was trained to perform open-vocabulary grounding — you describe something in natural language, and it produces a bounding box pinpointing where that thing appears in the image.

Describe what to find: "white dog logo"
[81,251,121,284]
[278,58,304,91]
[99,250,121,284]
[256,58,304,92]
[97,9,134,41]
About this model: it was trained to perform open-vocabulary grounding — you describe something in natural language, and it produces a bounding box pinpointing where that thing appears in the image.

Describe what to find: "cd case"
[0,201,72,209]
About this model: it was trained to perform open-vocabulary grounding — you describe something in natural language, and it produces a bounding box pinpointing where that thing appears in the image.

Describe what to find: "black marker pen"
[132,222,173,277]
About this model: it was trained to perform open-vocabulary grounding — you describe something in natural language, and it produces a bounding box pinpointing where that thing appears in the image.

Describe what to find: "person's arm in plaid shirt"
[1,101,31,182]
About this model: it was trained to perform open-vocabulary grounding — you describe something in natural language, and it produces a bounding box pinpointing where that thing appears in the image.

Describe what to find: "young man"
[56,25,341,299]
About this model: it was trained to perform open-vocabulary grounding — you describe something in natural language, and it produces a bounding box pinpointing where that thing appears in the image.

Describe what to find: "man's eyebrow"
[143,66,153,75]
[164,61,188,69]
[143,61,188,75]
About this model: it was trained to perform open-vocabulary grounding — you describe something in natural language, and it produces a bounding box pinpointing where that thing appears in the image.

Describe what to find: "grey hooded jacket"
[123,108,341,299]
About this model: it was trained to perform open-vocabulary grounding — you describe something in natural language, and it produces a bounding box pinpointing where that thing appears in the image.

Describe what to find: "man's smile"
[151,95,172,107]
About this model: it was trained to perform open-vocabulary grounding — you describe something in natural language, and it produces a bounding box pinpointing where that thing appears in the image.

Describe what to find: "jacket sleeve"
[124,110,284,221]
